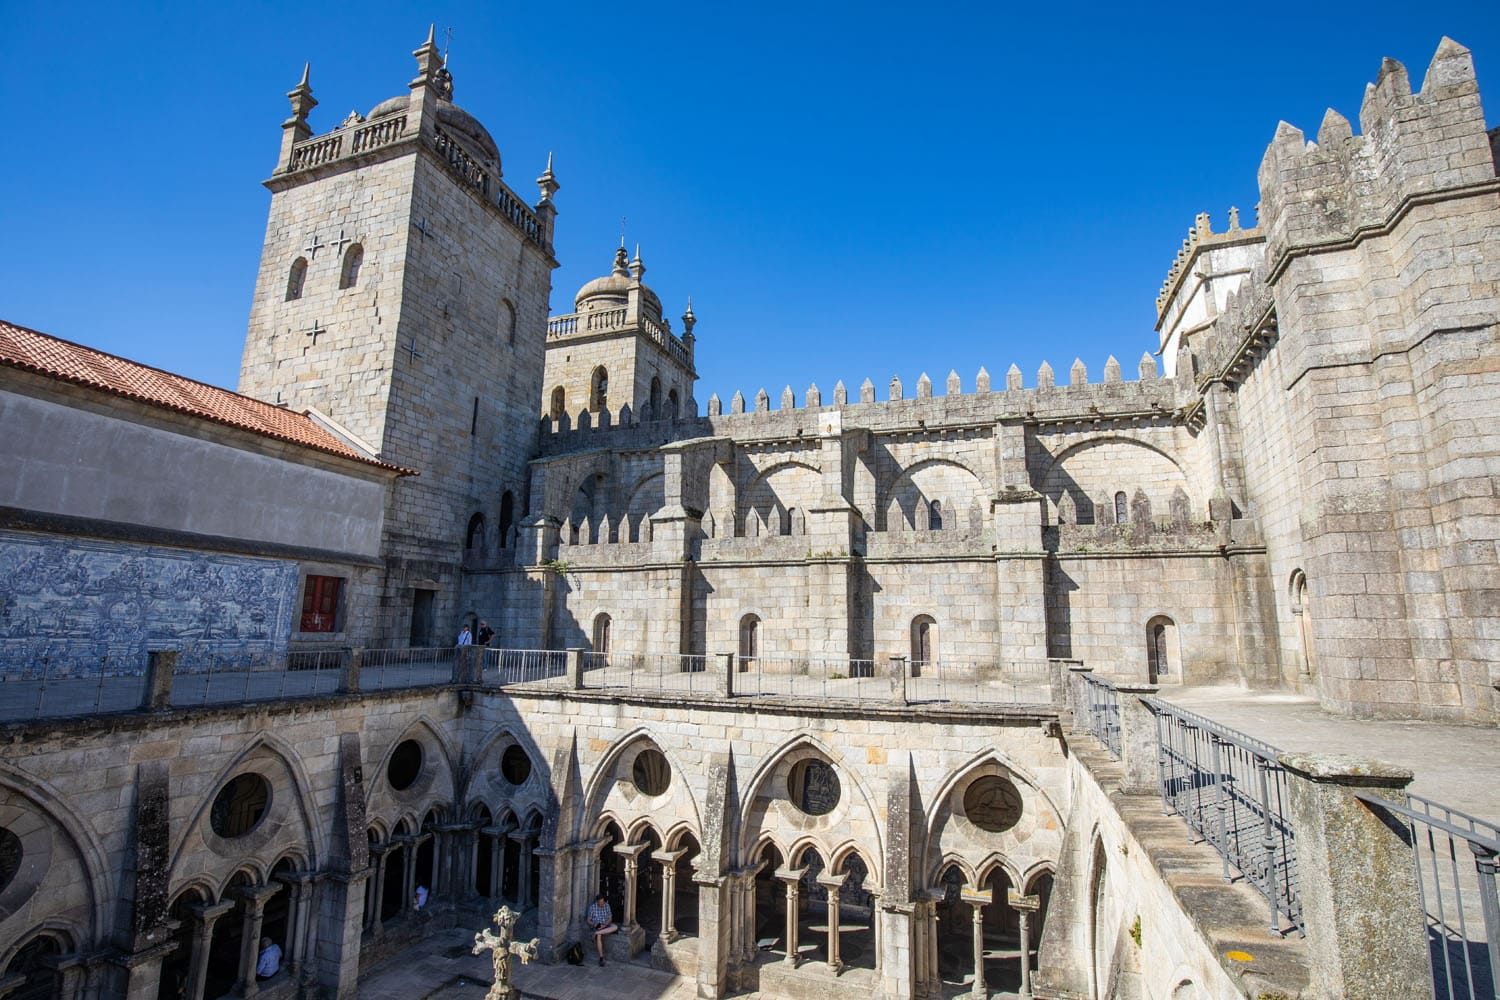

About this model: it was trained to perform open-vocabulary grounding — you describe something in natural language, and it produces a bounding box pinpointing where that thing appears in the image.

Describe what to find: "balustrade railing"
[483,648,567,686]
[1145,697,1301,936]
[1355,792,1500,1000]
[1077,672,1121,756]
[359,646,457,691]
[351,114,407,153]
[289,133,342,170]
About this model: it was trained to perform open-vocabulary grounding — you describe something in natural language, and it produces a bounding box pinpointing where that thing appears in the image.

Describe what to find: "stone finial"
[286,62,317,125]
[1424,36,1476,91]
[1103,356,1122,384]
[598,514,613,544]
[780,385,795,410]
[945,370,961,395]
[682,297,697,337]
[1131,488,1152,526]
[754,388,770,413]
[1194,211,1212,235]
[1005,364,1022,391]
[731,390,745,415]
[611,245,629,277]
[1227,205,1242,231]
[860,378,875,403]
[536,151,559,203]
[707,393,722,416]
[1169,486,1191,527]
[1069,358,1088,385]
[1139,352,1158,380]
[889,376,903,401]
[976,366,991,393]
[629,244,646,282]
[806,383,822,408]
[1037,361,1054,389]
[834,380,848,406]
[916,373,932,399]
[412,23,447,91]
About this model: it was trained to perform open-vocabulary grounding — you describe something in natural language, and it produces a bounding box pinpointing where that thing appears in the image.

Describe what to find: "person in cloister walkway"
[586,894,617,966]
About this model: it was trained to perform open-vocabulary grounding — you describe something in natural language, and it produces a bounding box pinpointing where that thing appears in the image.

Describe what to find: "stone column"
[567,647,586,689]
[1064,664,1093,732]
[184,901,234,1000]
[234,882,282,998]
[398,837,418,915]
[816,875,845,973]
[1007,891,1040,999]
[339,648,362,694]
[889,655,908,706]
[1279,753,1429,998]
[1115,683,1160,793]
[274,871,317,979]
[960,889,988,997]
[775,867,806,967]
[621,851,642,929]
[365,848,387,933]
[511,833,534,908]
[142,650,177,710]
[486,829,503,899]
[718,651,736,698]
[657,850,685,943]
[926,897,941,997]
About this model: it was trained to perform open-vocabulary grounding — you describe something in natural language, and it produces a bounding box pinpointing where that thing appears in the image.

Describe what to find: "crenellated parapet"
[1255,38,1497,280]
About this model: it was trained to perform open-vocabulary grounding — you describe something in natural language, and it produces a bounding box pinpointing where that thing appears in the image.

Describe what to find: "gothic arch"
[365,717,460,833]
[880,457,988,530]
[167,732,325,894]
[0,923,82,976]
[921,748,1065,888]
[462,725,550,811]
[737,733,884,883]
[578,728,703,848]
[0,764,110,946]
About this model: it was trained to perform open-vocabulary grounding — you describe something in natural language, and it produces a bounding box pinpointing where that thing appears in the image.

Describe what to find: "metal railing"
[737,654,883,701]
[1356,792,1499,1000]
[0,653,149,721]
[907,659,1054,705]
[358,647,457,692]
[1145,697,1301,936]
[1077,672,1121,757]
[483,648,567,686]
[579,652,715,696]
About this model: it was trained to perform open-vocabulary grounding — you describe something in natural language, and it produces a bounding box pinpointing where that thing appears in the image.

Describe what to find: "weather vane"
[443,26,454,65]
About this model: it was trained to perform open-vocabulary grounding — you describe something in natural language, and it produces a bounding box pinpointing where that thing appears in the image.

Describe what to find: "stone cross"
[330,229,353,255]
[414,217,433,241]
[401,340,424,364]
[302,320,326,346]
[472,905,538,1000]
[303,233,325,259]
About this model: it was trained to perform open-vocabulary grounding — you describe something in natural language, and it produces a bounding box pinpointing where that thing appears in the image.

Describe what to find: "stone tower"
[541,245,697,426]
[238,28,559,645]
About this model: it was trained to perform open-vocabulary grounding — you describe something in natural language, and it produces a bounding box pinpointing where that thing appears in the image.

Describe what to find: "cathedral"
[0,26,1496,1000]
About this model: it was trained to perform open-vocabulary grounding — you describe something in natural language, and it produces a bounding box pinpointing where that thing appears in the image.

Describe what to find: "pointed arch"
[577,727,702,846]
[0,763,111,944]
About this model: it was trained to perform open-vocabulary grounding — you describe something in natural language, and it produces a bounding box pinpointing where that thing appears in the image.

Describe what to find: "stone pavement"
[1162,685,1500,820]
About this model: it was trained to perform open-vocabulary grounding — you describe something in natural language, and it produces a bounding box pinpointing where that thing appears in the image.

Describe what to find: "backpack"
[565,942,584,966]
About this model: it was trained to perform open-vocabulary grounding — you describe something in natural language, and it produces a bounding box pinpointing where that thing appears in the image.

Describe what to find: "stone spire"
[682,297,696,336]
[411,24,446,91]
[976,366,991,393]
[629,245,646,282]
[277,63,317,172]
[536,152,559,203]
[1006,364,1022,391]
[834,380,848,405]
[916,373,932,398]
[534,152,559,247]
[946,370,961,395]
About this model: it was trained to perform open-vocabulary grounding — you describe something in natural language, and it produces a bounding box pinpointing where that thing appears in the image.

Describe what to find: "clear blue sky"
[4,2,1497,405]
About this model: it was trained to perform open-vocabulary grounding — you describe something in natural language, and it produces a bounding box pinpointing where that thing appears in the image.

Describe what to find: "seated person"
[414,884,429,910]
[585,894,617,966]
[256,937,281,980]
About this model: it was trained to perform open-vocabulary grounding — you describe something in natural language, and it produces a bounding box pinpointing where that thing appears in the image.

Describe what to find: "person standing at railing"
[476,621,494,647]
[457,625,473,647]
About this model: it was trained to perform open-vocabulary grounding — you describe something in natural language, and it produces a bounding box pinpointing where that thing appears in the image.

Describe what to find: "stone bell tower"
[238,27,560,644]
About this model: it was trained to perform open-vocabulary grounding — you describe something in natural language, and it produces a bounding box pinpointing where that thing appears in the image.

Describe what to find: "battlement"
[537,353,1186,456]
[1154,208,1264,319]
[1256,38,1497,272]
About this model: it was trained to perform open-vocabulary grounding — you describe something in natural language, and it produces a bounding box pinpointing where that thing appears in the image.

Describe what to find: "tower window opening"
[590,367,609,412]
[1114,491,1128,524]
[339,244,364,289]
[285,257,308,301]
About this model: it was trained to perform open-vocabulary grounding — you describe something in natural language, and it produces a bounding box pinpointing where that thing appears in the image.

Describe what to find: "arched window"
[592,613,612,655]
[3,934,63,1000]
[500,298,517,345]
[549,386,566,423]
[285,257,308,301]
[780,507,794,537]
[911,614,936,667]
[649,377,663,419]
[590,367,609,412]
[1113,491,1128,524]
[1146,614,1177,682]
[465,513,486,554]
[339,243,364,289]
[739,614,759,665]
[929,499,943,530]
[667,387,680,420]
[498,491,515,549]
[1291,570,1315,677]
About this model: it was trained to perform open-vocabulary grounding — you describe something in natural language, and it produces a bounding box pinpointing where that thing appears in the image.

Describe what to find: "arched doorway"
[206,872,253,999]
[665,831,701,940]
[911,615,936,670]
[416,810,440,906]
[832,851,876,972]
[4,933,64,1000]
[157,890,202,999]
[592,614,612,657]
[751,842,785,961]
[934,863,971,988]
[649,377,663,419]
[1146,615,1177,682]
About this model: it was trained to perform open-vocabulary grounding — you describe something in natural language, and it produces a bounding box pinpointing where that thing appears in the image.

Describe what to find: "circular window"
[787,759,840,816]
[210,774,271,839]
[632,749,671,796]
[0,827,20,894]
[964,776,1024,833]
[500,745,532,786]
[388,740,423,791]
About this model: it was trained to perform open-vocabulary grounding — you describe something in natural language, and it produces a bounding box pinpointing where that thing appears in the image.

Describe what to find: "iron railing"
[483,648,567,685]
[1077,672,1121,756]
[1356,791,1499,1000]
[358,646,457,691]
[907,659,1054,706]
[579,652,714,695]
[170,646,342,707]
[0,653,149,721]
[1145,697,1301,935]
[736,654,882,701]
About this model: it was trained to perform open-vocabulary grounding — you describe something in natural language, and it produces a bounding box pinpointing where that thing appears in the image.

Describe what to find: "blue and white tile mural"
[0,530,299,675]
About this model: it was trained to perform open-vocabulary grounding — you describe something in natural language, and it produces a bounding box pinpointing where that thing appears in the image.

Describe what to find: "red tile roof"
[0,319,415,475]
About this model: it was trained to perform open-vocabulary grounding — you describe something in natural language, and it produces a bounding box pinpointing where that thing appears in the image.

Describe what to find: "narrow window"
[590,367,609,412]
[929,499,943,530]
[592,613,612,655]
[466,512,486,554]
[1113,491,1128,524]
[300,575,344,633]
[499,491,515,549]
[911,614,936,666]
[471,397,479,435]
[501,298,517,345]
[649,377,663,419]
[781,508,794,537]
[339,244,364,289]
[667,388,680,420]
[1145,615,1177,682]
[549,386,566,422]
[739,614,760,665]
[285,257,308,301]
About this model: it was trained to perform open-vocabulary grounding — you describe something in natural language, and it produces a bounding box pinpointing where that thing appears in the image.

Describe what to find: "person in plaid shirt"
[585,894,617,966]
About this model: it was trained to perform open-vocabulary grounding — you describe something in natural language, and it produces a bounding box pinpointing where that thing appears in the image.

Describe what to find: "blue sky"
[3,2,1497,406]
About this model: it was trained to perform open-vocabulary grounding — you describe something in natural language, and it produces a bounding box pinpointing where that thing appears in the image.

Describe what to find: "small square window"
[300,575,344,633]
